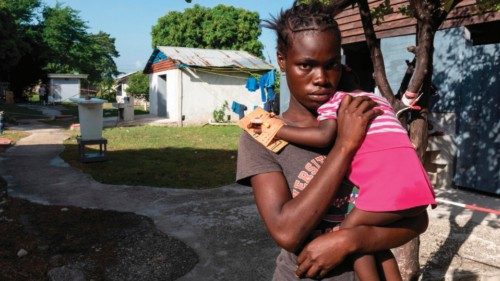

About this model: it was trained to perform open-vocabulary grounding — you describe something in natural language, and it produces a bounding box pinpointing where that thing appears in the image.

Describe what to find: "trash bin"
[70,97,105,140]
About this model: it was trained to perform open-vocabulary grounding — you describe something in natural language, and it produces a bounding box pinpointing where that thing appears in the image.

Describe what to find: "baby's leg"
[341,207,426,281]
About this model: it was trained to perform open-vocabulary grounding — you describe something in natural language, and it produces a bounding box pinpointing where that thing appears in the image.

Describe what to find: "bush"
[126,72,149,101]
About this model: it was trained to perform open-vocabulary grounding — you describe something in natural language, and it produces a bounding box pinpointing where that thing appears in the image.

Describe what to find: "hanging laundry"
[231,101,248,119]
[245,76,259,92]
[259,70,276,104]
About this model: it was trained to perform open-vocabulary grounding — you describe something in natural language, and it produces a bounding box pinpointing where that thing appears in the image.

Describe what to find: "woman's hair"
[263,0,342,55]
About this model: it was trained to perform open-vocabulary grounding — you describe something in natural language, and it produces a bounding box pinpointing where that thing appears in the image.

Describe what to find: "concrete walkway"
[1,120,499,280]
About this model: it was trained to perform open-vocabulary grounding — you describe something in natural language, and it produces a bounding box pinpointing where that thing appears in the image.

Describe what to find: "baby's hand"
[402,91,422,110]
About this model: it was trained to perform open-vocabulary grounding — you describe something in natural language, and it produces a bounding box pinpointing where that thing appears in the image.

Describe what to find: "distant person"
[38,84,47,105]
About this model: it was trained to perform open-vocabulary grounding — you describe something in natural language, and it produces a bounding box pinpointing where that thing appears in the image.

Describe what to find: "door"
[157,74,167,117]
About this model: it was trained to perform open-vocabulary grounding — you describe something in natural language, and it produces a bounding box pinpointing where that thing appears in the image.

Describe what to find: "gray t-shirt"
[236,132,357,280]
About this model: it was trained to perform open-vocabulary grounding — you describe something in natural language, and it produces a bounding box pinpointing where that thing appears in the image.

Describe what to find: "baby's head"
[264,0,341,58]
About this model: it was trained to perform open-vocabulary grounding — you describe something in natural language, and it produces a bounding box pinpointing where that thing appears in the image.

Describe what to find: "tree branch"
[331,0,357,11]
[406,0,460,93]
[356,0,396,104]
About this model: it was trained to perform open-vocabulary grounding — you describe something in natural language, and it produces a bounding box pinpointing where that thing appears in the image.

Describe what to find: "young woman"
[237,2,430,280]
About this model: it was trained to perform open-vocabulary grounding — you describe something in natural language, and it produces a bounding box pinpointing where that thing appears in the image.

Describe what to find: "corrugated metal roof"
[48,73,88,79]
[156,46,274,70]
[114,71,137,83]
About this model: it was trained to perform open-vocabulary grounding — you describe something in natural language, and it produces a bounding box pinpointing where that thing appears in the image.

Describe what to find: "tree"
[42,4,119,85]
[0,1,120,97]
[151,4,264,57]
[0,0,43,94]
[126,72,149,101]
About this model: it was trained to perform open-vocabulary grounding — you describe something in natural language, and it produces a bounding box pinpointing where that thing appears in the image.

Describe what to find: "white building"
[143,46,274,125]
[114,72,133,103]
[48,73,88,103]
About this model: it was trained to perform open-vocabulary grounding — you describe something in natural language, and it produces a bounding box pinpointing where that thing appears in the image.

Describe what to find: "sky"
[44,0,295,74]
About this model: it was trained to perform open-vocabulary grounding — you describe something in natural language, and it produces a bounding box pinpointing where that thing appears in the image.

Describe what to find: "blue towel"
[231,101,248,119]
[246,77,259,92]
[259,70,276,103]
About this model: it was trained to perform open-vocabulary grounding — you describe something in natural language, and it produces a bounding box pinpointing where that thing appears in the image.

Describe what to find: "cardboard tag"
[238,108,288,153]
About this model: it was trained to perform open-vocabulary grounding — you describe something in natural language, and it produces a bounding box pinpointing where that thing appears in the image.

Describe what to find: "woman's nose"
[313,68,329,86]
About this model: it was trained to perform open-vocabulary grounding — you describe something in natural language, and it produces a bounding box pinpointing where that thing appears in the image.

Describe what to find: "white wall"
[50,78,81,102]
[148,69,181,121]
[180,70,263,124]
[149,68,266,124]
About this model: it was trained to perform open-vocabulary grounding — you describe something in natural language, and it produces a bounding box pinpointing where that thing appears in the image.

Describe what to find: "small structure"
[143,46,274,125]
[114,72,144,122]
[70,97,108,163]
[48,73,88,103]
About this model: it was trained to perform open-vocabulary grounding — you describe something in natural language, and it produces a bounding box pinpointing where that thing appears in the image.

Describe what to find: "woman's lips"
[309,92,332,103]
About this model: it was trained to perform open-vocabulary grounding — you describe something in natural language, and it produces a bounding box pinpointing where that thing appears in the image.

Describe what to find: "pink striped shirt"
[317,91,407,135]
[317,91,413,154]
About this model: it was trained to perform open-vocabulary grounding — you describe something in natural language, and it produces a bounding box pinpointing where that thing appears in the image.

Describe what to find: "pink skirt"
[348,146,436,212]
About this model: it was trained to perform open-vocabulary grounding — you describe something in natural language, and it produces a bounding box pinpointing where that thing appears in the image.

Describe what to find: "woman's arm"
[276,119,337,148]
[295,211,429,278]
[251,96,381,252]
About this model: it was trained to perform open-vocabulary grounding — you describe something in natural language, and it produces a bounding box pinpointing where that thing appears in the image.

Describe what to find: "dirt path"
[0,121,278,280]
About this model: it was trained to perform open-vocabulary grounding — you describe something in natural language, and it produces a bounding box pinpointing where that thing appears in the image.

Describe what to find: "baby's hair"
[263,0,342,55]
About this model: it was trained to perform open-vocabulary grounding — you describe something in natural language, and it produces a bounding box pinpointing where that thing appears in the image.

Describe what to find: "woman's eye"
[326,62,340,70]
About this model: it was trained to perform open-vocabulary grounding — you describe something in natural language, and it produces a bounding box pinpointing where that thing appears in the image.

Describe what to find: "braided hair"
[263,0,342,56]
[264,1,361,92]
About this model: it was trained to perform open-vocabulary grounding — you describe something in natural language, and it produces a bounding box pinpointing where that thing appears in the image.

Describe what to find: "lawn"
[1,130,29,142]
[61,125,241,189]
[0,104,46,120]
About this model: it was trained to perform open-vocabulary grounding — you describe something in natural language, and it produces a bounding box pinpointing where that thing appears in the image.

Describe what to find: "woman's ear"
[277,52,286,72]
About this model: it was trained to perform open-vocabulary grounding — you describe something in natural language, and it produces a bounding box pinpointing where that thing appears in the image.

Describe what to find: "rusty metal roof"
[154,46,274,70]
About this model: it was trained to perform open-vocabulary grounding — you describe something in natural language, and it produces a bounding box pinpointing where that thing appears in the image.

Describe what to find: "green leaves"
[151,4,263,57]
[41,4,119,84]
[126,72,149,101]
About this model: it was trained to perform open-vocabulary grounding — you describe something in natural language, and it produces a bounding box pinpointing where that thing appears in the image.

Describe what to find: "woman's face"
[278,30,342,112]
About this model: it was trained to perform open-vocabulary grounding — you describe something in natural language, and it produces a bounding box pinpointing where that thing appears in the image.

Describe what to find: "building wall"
[180,69,263,124]
[148,69,180,119]
[381,27,499,194]
[149,68,265,124]
[432,27,500,194]
[50,78,81,102]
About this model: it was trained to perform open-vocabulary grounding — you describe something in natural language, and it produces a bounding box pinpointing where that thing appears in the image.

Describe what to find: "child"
[248,2,436,280]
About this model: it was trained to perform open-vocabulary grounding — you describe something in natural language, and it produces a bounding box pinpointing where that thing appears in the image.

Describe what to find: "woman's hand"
[295,229,355,279]
[335,95,382,152]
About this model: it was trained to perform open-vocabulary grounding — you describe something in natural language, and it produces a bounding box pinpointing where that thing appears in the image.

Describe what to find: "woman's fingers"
[295,258,312,278]
[305,264,321,279]
[356,98,378,114]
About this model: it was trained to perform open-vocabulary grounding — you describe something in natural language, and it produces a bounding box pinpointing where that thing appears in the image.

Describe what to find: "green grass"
[61,125,241,189]
[0,129,30,152]
[0,104,46,120]
[0,129,29,143]
[28,94,40,103]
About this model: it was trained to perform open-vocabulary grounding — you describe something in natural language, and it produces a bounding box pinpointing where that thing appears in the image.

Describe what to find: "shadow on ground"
[60,143,237,189]
[0,177,198,281]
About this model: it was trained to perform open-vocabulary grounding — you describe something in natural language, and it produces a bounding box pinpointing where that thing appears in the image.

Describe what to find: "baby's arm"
[276,118,337,148]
